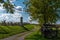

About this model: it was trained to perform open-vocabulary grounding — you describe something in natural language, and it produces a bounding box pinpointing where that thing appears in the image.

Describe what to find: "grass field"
[0,24,34,39]
[0,26,26,39]
[25,25,60,40]
[24,24,35,30]
[25,30,48,40]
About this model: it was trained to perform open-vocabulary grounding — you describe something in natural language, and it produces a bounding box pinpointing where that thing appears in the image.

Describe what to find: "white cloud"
[13,13,22,17]
[0,3,23,22]
[0,3,6,13]
[28,16,32,21]
[0,13,22,22]
[9,0,16,2]
[28,16,39,24]
[15,6,23,12]
[30,21,39,24]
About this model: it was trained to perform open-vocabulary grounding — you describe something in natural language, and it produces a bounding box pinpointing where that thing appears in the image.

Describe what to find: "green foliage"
[24,0,60,25]
[0,0,4,3]
[0,0,14,13]
[24,24,34,30]
[25,31,48,40]
[25,30,60,40]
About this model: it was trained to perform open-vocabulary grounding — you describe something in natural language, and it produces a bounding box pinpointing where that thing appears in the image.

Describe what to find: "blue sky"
[14,0,30,22]
[13,0,60,24]
[0,0,60,24]
[16,0,33,22]
[0,0,31,23]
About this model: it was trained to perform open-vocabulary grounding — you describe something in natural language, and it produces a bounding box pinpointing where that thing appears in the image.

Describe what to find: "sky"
[0,0,32,23]
[0,0,60,24]
[13,0,30,22]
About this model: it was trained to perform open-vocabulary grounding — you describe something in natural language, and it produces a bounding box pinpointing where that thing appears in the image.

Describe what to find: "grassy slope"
[25,25,49,40]
[25,31,48,40]
[0,26,26,39]
[0,24,35,39]
[25,25,60,40]
[24,24,35,30]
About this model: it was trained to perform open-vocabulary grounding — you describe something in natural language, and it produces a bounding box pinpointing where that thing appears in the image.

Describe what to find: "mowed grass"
[0,24,35,39]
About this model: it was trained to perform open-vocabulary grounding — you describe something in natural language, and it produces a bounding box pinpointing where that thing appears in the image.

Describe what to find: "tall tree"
[24,0,60,25]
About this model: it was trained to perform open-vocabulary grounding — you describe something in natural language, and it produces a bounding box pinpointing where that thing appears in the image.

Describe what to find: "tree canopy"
[0,0,14,13]
[24,0,60,25]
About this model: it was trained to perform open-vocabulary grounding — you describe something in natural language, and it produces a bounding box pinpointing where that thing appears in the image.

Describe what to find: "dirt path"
[14,26,40,40]
[0,25,38,40]
[14,30,33,40]
[13,27,39,40]
[0,30,34,40]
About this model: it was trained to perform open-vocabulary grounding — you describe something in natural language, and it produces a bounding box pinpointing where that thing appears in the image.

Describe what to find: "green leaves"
[0,0,4,3]
[0,0,14,13]
[24,0,60,24]
[3,2,14,13]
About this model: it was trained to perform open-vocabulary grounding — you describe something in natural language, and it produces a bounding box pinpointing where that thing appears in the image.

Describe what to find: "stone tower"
[20,17,23,26]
